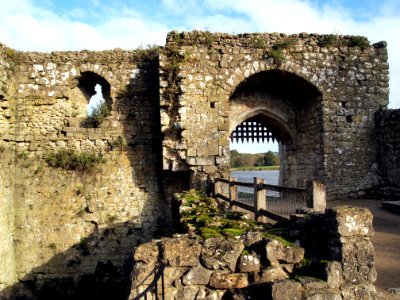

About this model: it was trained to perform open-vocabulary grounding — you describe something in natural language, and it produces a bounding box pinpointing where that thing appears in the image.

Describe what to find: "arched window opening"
[77,72,112,127]
[88,84,105,114]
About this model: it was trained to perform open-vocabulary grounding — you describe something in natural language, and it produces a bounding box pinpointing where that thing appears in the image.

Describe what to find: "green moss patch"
[176,190,270,239]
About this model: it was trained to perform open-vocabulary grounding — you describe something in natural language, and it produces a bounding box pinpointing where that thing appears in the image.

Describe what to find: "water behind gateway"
[230,170,280,197]
[231,170,279,185]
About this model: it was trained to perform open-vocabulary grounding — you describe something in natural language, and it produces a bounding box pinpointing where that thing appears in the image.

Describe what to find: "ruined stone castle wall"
[0,47,167,297]
[0,44,17,293]
[0,30,394,297]
[376,109,400,185]
[160,31,389,199]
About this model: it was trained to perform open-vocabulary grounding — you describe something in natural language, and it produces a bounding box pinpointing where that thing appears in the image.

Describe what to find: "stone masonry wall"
[0,47,167,298]
[0,30,394,298]
[0,43,17,294]
[376,109,400,185]
[129,206,377,300]
[159,31,389,200]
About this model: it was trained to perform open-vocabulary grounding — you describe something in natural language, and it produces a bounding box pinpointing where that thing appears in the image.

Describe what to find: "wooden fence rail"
[214,177,326,222]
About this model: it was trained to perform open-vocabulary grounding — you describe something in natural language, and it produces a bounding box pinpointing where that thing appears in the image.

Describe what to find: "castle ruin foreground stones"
[1,30,399,298]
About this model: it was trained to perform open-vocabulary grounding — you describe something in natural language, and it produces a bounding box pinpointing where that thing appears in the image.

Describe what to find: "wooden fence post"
[306,180,326,212]
[253,177,266,221]
[229,177,237,211]
[256,178,266,222]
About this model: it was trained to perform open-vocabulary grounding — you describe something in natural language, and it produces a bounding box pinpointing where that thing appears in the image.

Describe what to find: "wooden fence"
[214,177,326,222]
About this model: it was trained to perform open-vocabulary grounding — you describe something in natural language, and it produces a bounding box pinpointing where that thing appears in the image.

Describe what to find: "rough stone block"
[270,280,302,300]
[338,238,376,284]
[237,253,261,273]
[325,261,343,289]
[209,272,248,289]
[325,207,373,238]
[265,239,304,267]
[133,241,159,263]
[201,237,244,272]
[130,262,158,285]
[163,266,189,288]
[340,283,377,300]
[175,286,200,300]
[182,265,212,286]
[257,267,288,283]
[161,237,201,267]
[196,286,225,300]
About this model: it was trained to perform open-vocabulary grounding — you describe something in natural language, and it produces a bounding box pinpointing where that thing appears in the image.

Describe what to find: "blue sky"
[1,0,399,153]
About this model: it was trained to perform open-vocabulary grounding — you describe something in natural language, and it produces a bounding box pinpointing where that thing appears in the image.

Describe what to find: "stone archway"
[229,69,323,188]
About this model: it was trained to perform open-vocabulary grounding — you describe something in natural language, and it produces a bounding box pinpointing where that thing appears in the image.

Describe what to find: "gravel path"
[328,199,400,299]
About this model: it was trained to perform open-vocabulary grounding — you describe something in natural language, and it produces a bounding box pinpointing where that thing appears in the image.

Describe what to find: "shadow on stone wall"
[0,221,158,300]
[1,59,171,299]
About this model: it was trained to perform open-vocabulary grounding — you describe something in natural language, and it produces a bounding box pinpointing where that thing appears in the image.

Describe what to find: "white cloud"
[0,0,169,51]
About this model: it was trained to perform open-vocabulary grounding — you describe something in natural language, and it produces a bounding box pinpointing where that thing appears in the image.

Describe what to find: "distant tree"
[230,150,240,167]
[230,150,279,168]
[263,151,278,166]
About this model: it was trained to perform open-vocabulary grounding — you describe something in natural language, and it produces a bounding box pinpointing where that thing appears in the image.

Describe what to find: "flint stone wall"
[375,109,400,186]
[129,206,377,300]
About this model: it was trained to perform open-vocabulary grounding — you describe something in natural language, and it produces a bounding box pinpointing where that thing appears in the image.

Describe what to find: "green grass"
[83,100,110,128]
[231,165,280,171]
[44,149,106,172]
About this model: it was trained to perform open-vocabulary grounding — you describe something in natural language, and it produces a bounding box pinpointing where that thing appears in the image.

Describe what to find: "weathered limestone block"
[257,267,288,283]
[201,237,244,272]
[175,286,200,300]
[237,252,261,273]
[325,207,374,238]
[340,283,377,300]
[133,240,159,263]
[270,280,302,300]
[130,262,158,286]
[196,287,225,300]
[182,265,212,286]
[335,238,376,284]
[265,239,304,267]
[243,231,264,247]
[209,272,249,289]
[325,261,344,289]
[161,237,201,267]
[163,266,189,288]
[297,276,342,300]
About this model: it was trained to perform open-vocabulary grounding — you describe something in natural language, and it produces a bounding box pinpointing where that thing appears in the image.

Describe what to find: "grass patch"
[131,44,160,62]
[349,36,369,50]
[83,100,110,128]
[319,34,337,47]
[44,149,105,172]
[109,136,125,151]
[265,37,297,65]
[250,36,267,49]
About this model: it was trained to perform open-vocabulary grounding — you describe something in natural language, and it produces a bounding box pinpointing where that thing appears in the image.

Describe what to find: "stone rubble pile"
[129,205,378,300]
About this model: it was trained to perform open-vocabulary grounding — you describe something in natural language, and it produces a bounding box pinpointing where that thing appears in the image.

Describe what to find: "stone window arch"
[77,71,112,127]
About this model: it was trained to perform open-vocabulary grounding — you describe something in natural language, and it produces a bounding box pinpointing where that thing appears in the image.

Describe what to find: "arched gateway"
[160,31,388,200]
[229,70,323,188]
